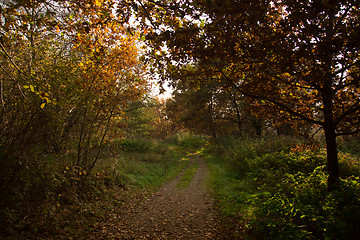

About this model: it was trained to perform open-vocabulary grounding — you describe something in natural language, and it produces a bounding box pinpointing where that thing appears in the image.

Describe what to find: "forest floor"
[87,152,223,239]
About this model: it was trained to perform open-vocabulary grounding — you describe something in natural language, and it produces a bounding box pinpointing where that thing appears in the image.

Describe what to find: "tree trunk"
[323,121,339,190]
[232,96,243,134]
[208,94,217,139]
[252,118,262,137]
[322,87,339,190]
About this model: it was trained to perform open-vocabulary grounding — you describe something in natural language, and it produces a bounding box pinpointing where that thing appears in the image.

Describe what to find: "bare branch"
[0,42,23,76]
[336,128,360,137]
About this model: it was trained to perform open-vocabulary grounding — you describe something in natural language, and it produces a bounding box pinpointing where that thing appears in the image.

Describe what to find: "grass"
[0,137,200,239]
[177,162,199,189]
[205,136,360,240]
[92,140,199,190]
[164,147,192,182]
[3,133,358,240]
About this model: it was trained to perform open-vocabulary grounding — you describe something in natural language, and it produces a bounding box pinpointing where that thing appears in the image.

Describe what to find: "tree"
[166,83,219,138]
[166,72,264,137]
[148,97,176,139]
[66,2,148,177]
[0,0,149,202]
[122,97,176,139]
[136,0,360,188]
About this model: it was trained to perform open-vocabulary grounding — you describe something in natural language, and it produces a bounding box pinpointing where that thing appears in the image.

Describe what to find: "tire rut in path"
[118,155,218,239]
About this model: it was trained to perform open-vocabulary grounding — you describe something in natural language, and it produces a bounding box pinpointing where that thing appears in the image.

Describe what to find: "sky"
[150,80,173,100]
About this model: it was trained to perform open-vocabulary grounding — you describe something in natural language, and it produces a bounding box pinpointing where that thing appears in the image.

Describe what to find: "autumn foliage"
[0,0,148,221]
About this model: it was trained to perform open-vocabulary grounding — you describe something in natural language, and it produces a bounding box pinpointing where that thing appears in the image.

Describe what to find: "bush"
[112,139,154,152]
[339,138,360,156]
[250,169,360,240]
[209,136,304,179]
[0,138,184,239]
[206,136,360,240]
[338,152,360,177]
[213,135,301,157]
[163,134,179,145]
[176,132,208,149]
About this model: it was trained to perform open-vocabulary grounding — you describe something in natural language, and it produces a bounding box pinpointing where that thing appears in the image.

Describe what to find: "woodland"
[0,0,360,239]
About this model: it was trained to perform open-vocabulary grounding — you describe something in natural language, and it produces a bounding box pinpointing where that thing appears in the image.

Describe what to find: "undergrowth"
[205,135,360,240]
[0,135,202,239]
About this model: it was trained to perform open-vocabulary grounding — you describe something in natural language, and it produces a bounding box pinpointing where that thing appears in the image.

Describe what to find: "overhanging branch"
[211,61,323,126]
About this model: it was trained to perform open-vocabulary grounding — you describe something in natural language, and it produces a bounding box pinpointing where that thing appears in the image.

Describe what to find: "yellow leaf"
[44,97,51,103]
[30,85,35,92]
[40,103,46,109]
[94,0,101,7]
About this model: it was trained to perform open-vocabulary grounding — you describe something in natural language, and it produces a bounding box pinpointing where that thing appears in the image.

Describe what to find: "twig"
[0,79,5,109]
[310,126,323,140]
[136,0,159,29]
[17,83,30,101]
[0,63,16,82]
[0,42,23,75]
[0,63,30,102]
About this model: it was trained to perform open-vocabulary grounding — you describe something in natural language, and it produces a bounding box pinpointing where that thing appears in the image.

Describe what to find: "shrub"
[176,132,208,149]
[120,139,153,152]
[206,136,360,240]
[162,134,179,145]
[249,168,360,240]
[0,138,183,239]
[339,138,360,156]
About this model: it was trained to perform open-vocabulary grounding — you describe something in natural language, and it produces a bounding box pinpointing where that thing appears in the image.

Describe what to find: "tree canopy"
[0,0,149,189]
[135,0,360,188]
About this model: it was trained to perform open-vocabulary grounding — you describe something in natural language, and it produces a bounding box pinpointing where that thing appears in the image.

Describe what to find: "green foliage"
[165,80,249,137]
[163,134,180,145]
[120,139,154,152]
[176,132,209,149]
[211,135,304,177]
[122,99,159,139]
[214,135,301,156]
[206,136,360,240]
[339,138,360,157]
[250,170,360,240]
[163,132,209,149]
[206,153,257,219]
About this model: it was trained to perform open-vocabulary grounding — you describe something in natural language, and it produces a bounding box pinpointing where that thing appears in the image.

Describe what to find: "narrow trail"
[90,153,219,239]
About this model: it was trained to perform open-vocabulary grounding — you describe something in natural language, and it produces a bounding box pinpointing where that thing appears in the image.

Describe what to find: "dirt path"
[90,154,219,239]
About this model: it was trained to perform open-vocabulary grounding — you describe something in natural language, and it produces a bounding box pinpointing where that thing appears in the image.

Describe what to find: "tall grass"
[0,138,194,239]
[94,140,189,188]
[205,136,360,240]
